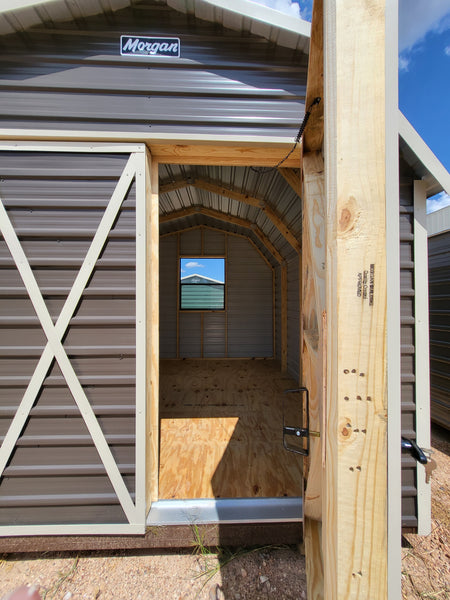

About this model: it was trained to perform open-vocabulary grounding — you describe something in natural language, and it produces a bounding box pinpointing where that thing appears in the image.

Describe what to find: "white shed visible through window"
[180,258,225,310]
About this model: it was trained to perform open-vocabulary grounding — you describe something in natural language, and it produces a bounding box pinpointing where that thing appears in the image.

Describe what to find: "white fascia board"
[399,111,450,197]
[0,0,51,11]
[201,0,311,39]
[427,205,450,236]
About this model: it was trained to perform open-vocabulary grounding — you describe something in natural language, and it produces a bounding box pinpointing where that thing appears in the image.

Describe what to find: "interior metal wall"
[159,230,273,358]
[428,231,450,429]
[0,150,138,526]
[287,255,300,381]
[0,0,307,138]
[160,236,178,358]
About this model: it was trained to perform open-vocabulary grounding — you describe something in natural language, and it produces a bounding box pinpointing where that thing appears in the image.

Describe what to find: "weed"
[41,557,79,600]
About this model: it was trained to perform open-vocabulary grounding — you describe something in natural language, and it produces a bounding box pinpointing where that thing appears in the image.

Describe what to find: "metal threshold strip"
[147,497,303,526]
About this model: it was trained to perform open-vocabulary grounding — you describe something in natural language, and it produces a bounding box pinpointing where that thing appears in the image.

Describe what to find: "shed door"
[0,144,148,535]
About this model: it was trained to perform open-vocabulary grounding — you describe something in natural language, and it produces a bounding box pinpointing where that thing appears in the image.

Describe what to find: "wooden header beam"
[151,144,301,167]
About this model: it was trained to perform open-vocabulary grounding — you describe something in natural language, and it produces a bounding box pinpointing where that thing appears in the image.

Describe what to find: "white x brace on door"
[0,142,150,535]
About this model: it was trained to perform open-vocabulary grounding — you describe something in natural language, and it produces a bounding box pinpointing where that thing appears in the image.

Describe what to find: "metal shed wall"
[428,231,450,429]
[227,236,272,357]
[399,156,421,531]
[0,149,141,528]
[0,0,307,138]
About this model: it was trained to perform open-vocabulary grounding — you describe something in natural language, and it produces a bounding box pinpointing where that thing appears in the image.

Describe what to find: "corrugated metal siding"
[399,158,419,531]
[179,312,202,357]
[161,230,273,358]
[428,231,450,429]
[0,0,307,138]
[227,237,272,357]
[0,150,137,525]
[203,312,226,357]
[287,256,300,381]
[275,265,281,361]
[160,236,177,358]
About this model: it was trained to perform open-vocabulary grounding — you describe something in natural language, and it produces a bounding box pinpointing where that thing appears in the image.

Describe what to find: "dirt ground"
[0,426,448,600]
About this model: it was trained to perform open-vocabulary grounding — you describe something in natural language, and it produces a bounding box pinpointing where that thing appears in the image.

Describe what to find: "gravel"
[1,426,448,600]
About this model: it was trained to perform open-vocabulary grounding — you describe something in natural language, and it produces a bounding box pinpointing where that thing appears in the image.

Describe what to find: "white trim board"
[399,112,450,197]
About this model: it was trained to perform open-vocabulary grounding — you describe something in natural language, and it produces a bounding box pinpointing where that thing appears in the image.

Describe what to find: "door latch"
[401,437,428,464]
[401,437,436,483]
[282,387,319,457]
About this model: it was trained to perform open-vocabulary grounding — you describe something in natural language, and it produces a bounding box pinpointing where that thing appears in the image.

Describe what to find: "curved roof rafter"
[160,177,301,254]
[160,206,284,264]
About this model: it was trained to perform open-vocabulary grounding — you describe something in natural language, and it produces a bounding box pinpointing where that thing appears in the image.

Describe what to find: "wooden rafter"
[159,177,301,254]
[278,168,302,197]
[160,206,283,265]
[161,224,273,269]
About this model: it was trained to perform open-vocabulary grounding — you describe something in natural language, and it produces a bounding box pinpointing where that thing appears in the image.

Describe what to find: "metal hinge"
[282,387,319,457]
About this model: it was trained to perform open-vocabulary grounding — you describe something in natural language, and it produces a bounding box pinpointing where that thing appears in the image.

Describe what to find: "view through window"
[180,258,225,310]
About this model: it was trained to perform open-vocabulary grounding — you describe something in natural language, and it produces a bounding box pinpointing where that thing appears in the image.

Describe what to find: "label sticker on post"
[120,35,180,58]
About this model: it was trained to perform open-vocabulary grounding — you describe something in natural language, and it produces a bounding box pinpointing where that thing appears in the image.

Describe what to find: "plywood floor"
[159,359,303,499]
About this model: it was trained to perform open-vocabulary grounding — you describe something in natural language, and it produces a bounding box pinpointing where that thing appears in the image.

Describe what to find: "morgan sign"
[120,35,180,58]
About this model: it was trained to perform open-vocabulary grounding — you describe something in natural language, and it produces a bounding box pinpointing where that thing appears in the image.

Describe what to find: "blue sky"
[250,0,450,212]
[180,258,225,282]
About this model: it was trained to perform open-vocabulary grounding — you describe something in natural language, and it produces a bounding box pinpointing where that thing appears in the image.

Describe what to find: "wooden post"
[146,150,159,506]
[324,0,388,597]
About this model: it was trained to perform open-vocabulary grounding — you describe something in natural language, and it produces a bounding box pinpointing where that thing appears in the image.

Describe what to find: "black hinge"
[282,387,319,456]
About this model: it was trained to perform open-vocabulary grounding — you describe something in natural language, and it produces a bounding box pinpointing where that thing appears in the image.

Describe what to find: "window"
[180,258,225,310]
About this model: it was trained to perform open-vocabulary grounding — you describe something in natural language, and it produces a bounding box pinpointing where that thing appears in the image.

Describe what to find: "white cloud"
[427,191,450,213]
[247,0,301,18]
[398,56,410,72]
[185,261,204,269]
[445,46,450,56]
[399,0,450,52]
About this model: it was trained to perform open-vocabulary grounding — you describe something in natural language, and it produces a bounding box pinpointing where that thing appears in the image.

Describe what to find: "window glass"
[180,258,225,310]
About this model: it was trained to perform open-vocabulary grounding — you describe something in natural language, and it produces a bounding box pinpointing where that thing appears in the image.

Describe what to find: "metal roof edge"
[199,0,311,39]
[427,205,450,237]
[0,0,310,50]
[398,110,450,198]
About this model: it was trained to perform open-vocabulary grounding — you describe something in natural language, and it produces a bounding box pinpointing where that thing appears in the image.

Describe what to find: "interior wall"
[159,229,273,358]
[287,255,301,381]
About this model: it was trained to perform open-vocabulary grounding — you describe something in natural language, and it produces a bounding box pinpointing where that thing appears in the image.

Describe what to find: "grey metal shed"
[0,0,449,598]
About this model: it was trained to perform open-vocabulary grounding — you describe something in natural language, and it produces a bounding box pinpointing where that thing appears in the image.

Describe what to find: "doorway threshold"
[147,497,303,526]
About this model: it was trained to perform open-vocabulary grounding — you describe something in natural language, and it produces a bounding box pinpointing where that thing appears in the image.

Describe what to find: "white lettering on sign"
[120,36,180,58]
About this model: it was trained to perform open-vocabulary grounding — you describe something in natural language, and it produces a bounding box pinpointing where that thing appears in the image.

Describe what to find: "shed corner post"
[145,148,160,513]
[323,0,390,597]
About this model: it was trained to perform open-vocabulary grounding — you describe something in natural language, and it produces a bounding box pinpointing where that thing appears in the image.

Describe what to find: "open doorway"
[156,162,304,512]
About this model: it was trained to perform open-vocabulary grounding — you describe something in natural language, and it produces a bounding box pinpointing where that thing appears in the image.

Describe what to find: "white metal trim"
[134,150,147,521]
[0,130,297,147]
[0,524,145,537]
[0,153,140,526]
[0,141,146,153]
[413,180,432,536]
[399,113,450,197]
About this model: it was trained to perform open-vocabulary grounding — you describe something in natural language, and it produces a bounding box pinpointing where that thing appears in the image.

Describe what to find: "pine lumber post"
[302,151,326,524]
[146,150,159,506]
[323,0,388,598]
